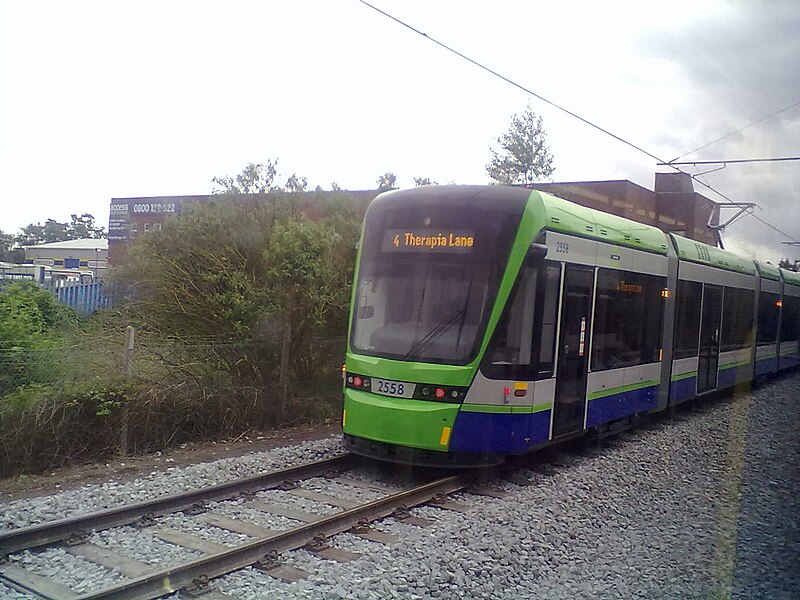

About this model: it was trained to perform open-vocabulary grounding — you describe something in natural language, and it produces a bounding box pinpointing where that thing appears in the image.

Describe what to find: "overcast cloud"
[634,0,800,260]
[1,0,797,262]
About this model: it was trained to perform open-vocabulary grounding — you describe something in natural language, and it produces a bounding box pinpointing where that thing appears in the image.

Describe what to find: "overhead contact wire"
[357,1,800,244]
[670,99,800,163]
[357,0,664,164]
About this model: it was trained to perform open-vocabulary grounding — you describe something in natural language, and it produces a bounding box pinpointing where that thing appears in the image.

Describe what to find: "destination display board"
[381,229,475,254]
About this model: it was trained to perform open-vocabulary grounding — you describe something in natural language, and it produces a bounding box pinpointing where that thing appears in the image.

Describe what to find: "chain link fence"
[0,330,346,476]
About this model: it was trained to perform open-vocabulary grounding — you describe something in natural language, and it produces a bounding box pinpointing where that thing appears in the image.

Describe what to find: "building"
[107,191,379,264]
[107,174,723,265]
[528,172,722,247]
[107,195,210,263]
[23,238,109,280]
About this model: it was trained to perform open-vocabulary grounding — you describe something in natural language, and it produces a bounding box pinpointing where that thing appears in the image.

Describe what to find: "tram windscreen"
[350,188,527,365]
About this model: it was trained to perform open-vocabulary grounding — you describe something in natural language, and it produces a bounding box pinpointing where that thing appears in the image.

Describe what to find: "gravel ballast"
[1,374,797,599]
[0,582,33,600]
[0,438,344,530]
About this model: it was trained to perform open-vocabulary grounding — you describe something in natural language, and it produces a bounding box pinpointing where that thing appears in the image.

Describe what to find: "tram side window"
[720,288,755,352]
[482,261,561,380]
[673,279,702,359]
[756,292,780,345]
[591,269,666,371]
[780,296,800,342]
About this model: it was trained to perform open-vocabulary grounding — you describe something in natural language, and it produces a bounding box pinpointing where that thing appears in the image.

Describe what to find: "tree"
[486,104,555,185]
[413,177,437,186]
[112,196,360,345]
[263,217,351,412]
[284,174,308,194]
[212,159,280,194]
[212,160,313,196]
[66,214,105,239]
[13,214,105,247]
[0,231,25,262]
[16,220,68,246]
[0,230,13,252]
[376,172,397,190]
[779,258,800,272]
[111,196,362,417]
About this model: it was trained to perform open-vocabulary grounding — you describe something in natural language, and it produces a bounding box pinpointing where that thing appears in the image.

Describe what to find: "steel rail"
[0,454,359,556]
[74,473,471,600]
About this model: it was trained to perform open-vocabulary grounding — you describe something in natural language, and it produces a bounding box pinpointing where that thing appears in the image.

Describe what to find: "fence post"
[278,320,291,420]
[119,325,135,455]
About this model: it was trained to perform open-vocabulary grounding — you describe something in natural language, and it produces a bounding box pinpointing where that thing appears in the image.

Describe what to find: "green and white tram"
[341,186,800,466]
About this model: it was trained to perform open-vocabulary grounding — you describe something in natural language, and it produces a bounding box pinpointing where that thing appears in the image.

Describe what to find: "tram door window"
[720,288,755,352]
[673,280,702,359]
[780,296,800,343]
[697,284,723,394]
[756,292,780,345]
[552,265,593,438]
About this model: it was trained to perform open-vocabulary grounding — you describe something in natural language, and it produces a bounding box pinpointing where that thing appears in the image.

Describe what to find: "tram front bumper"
[342,389,459,452]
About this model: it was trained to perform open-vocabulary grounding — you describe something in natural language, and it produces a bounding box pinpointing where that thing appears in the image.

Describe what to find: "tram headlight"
[415,384,466,403]
[345,373,372,391]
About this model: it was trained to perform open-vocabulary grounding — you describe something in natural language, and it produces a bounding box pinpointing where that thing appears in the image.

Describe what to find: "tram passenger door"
[552,265,593,438]
[697,285,723,394]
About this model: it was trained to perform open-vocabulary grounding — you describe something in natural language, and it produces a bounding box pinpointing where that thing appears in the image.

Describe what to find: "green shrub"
[0,281,75,395]
[0,192,362,476]
[0,363,342,477]
[0,379,132,476]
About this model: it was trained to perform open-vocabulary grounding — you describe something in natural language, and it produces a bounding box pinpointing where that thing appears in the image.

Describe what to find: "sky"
[1,0,798,262]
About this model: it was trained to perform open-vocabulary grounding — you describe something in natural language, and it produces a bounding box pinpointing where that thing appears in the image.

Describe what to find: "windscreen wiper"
[401,309,465,361]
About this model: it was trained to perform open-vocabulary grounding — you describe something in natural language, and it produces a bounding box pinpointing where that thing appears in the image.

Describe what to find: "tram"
[341,186,800,466]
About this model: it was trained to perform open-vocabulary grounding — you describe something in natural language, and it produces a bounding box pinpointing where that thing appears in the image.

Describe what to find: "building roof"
[25,238,108,250]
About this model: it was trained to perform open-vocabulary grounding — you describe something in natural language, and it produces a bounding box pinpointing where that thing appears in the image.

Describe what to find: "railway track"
[0,402,715,600]
[0,454,484,600]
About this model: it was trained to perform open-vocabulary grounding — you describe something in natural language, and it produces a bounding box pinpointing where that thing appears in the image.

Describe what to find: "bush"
[0,281,75,395]
[0,380,131,476]
[0,364,342,477]
[0,192,366,477]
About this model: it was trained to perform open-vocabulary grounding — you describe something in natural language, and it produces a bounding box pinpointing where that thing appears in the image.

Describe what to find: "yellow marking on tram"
[439,426,452,446]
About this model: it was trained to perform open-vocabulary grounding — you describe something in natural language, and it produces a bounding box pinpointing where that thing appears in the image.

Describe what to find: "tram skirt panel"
[669,374,698,403]
[586,384,659,428]
[448,409,551,454]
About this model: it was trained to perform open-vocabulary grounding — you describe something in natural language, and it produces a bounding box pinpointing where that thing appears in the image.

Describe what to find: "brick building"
[528,172,722,247]
[107,174,722,265]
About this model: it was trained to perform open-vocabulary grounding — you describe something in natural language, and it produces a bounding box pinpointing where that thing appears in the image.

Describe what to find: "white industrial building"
[23,238,108,280]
